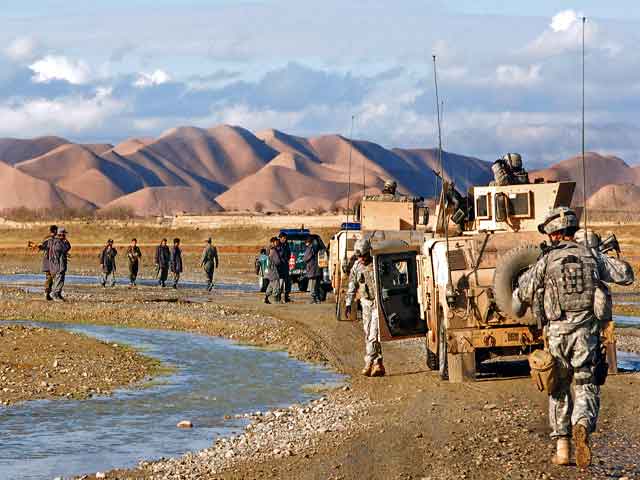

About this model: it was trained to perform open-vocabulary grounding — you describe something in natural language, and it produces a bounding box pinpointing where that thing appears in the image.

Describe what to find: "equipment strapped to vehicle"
[528,349,558,394]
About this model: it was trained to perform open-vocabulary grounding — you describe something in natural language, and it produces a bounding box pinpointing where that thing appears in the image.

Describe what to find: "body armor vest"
[357,263,376,301]
[543,243,598,321]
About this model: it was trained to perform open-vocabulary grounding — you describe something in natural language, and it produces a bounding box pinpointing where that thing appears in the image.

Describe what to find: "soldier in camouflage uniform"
[382,179,397,195]
[345,237,385,377]
[514,207,634,468]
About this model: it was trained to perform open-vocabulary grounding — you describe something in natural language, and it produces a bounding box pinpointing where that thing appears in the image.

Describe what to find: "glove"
[345,305,352,318]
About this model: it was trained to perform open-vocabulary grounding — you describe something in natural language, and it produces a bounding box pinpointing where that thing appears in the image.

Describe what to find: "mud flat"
[0,324,158,406]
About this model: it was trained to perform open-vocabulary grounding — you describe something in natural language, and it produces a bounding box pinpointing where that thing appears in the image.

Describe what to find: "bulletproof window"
[476,194,490,219]
[508,192,531,217]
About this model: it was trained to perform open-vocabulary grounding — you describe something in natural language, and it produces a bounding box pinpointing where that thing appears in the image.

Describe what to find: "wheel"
[298,278,309,292]
[493,244,541,317]
[258,274,268,293]
[438,311,448,380]
[426,338,439,371]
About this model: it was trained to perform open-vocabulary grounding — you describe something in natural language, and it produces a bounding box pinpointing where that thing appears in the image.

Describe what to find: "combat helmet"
[383,179,398,194]
[503,152,522,170]
[354,237,372,257]
[538,207,579,235]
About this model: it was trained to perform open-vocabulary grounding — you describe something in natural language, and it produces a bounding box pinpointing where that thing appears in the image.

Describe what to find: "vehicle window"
[380,260,409,288]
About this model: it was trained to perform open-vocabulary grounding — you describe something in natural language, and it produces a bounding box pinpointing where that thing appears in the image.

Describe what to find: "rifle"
[599,234,620,258]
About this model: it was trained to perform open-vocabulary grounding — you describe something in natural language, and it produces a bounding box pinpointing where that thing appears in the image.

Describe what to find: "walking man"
[100,239,118,287]
[127,238,142,287]
[37,225,57,300]
[278,232,292,302]
[303,236,322,304]
[155,239,171,287]
[201,237,219,291]
[170,238,183,289]
[345,237,385,377]
[515,207,634,468]
[48,227,71,301]
[264,237,282,304]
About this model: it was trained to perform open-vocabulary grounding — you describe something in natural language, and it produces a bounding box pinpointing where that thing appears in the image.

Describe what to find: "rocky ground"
[0,324,159,406]
[0,270,639,479]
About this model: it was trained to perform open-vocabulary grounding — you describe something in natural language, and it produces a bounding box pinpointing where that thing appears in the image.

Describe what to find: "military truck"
[370,179,588,381]
[330,194,429,320]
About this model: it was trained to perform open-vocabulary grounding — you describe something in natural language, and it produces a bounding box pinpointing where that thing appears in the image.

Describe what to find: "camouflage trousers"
[548,325,600,439]
[52,272,66,297]
[361,299,382,366]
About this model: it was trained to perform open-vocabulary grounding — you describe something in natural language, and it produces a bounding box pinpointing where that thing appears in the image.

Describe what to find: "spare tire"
[493,244,541,317]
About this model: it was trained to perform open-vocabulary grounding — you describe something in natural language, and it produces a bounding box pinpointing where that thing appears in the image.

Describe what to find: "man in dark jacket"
[49,226,71,301]
[100,239,118,287]
[303,236,322,304]
[155,238,171,287]
[265,237,282,304]
[127,238,142,287]
[170,238,183,289]
[36,224,57,300]
[201,237,219,292]
[278,232,292,302]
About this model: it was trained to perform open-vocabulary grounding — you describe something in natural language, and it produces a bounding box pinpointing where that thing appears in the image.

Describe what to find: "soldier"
[278,232,292,302]
[100,239,118,287]
[48,226,71,301]
[36,225,57,300]
[264,237,282,304]
[514,207,634,468]
[303,236,321,304]
[345,237,386,377]
[170,238,183,289]
[382,179,398,196]
[201,237,219,292]
[126,238,142,288]
[491,152,530,186]
[155,238,171,287]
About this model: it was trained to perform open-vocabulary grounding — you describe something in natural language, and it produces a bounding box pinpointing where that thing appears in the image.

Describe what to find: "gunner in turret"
[491,153,530,186]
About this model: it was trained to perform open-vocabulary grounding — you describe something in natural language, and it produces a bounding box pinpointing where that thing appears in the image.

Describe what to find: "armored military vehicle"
[370,178,589,381]
[330,193,430,320]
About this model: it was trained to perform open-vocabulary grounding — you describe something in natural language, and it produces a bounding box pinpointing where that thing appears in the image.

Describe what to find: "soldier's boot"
[370,360,386,377]
[46,293,53,301]
[551,437,570,466]
[264,295,271,304]
[361,362,373,377]
[573,424,592,468]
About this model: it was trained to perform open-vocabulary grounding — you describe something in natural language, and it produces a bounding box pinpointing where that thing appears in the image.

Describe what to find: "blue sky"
[1,0,639,166]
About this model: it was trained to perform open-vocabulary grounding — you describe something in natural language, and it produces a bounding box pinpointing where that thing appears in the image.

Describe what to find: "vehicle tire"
[298,278,309,292]
[438,311,448,380]
[258,274,268,293]
[493,244,541,317]
[426,340,439,371]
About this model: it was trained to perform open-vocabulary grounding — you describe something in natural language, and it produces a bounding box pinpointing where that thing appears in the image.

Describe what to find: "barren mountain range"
[0,125,635,216]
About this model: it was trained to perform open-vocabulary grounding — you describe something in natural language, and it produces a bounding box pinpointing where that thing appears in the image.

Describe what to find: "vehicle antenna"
[580,16,588,234]
[345,115,355,227]
[432,54,444,199]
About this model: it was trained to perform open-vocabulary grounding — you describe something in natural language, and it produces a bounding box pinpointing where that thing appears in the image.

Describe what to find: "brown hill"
[532,152,639,203]
[111,138,153,156]
[0,161,94,211]
[102,186,222,217]
[0,136,69,165]
[587,183,640,211]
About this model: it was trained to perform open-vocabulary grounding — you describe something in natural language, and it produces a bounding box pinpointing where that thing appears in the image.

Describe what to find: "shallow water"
[617,350,640,371]
[0,273,257,293]
[614,314,640,327]
[0,321,344,480]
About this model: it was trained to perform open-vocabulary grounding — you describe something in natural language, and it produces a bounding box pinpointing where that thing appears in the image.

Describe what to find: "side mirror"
[417,206,429,225]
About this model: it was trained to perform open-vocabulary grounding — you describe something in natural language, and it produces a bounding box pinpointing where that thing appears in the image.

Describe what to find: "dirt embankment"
[0,324,159,406]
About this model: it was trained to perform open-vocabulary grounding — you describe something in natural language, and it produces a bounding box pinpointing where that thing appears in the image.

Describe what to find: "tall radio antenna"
[433,54,444,198]
[345,115,355,226]
[580,16,588,233]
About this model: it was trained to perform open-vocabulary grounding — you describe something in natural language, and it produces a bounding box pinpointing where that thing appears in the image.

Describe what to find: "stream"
[0,321,344,480]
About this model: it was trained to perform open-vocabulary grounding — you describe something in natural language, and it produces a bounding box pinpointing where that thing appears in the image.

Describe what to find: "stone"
[483,404,497,410]
[177,420,193,429]
[224,450,235,459]
[95,473,106,479]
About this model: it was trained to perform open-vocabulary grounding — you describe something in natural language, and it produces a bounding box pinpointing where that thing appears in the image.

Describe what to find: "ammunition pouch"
[528,349,558,394]
[593,342,608,386]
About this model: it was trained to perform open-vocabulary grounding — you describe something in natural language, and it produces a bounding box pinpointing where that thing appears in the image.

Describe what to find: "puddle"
[0,321,344,480]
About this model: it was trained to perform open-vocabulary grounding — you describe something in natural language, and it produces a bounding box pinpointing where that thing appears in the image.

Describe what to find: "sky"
[1,0,640,167]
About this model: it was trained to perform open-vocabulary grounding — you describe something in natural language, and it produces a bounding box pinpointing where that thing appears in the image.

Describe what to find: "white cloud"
[0,88,125,136]
[29,55,91,85]
[4,36,40,62]
[134,69,171,88]
[495,64,541,87]
[550,10,580,33]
